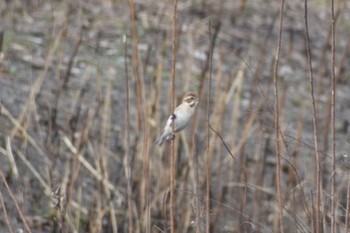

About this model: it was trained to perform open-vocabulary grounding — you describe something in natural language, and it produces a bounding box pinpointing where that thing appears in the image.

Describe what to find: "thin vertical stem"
[345,170,350,232]
[170,0,178,232]
[206,21,213,233]
[0,171,32,233]
[128,0,142,133]
[273,0,285,232]
[123,35,133,233]
[0,190,14,233]
[304,1,322,232]
[330,0,336,232]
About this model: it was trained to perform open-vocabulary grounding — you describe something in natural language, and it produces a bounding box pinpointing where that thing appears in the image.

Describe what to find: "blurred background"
[0,0,350,232]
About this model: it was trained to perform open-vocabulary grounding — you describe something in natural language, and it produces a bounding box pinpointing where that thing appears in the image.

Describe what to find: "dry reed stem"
[315,21,331,104]
[62,26,83,88]
[345,170,350,232]
[0,30,4,70]
[5,136,19,180]
[100,81,118,232]
[15,149,51,193]
[316,10,340,103]
[189,20,220,149]
[330,0,337,232]
[138,30,151,233]
[209,59,226,233]
[128,0,143,134]
[0,95,50,166]
[64,81,86,231]
[336,38,350,82]
[151,33,166,152]
[62,136,123,199]
[0,189,14,233]
[273,0,285,232]
[89,200,108,233]
[123,34,134,233]
[182,128,201,232]
[251,13,278,99]
[141,99,151,233]
[170,0,178,232]
[75,186,82,232]
[52,157,67,232]
[65,69,91,138]
[292,102,306,167]
[318,9,341,171]
[251,129,267,228]
[226,64,244,213]
[304,1,323,232]
[142,127,151,233]
[0,170,32,233]
[89,175,103,233]
[322,88,332,164]
[205,20,214,233]
[180,132,198,232]
[236,109,255,232]
[289,102,312,219]
[126,0,151,228]
[10,20,66,139]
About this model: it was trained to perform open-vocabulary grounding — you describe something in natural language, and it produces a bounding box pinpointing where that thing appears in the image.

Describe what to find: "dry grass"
[0,0,350,232]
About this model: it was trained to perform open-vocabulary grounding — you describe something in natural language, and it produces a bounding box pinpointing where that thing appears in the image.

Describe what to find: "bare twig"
[205,21,214,233]
[5,137,19,180]
[123,34,134,233]
[189,20,221,147]
[304,1,322,232]
[0,30,4,70]
[345,170,350,232]
[129,0,143,133]
[62,26,83,88]
[0,190,14,233]
[273,0,285,232]
[170,0,178,232]
[62,136,123,199]
[0,170,32,233]
[330,0,337,232]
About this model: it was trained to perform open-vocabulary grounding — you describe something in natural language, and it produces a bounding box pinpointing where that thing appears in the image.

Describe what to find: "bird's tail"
[155,135,166,146]
[155,132,170,146]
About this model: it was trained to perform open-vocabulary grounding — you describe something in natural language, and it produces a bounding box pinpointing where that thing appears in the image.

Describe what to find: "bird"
[155,92,199,146]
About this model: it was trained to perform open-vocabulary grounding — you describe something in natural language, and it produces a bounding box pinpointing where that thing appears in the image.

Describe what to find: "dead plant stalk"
[206,21,213,233]
[170,0,178,232]
[123,34,134,233]
[330,0,337,232]
[304,1,322,232]
[0,171,32,233]
[273,0,285,232]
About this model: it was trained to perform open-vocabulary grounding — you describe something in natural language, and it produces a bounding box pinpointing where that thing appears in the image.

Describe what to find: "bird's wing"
[166,113,176,127]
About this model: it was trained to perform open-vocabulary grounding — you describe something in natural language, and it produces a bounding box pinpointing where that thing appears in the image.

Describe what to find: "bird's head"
[183,92,199,108]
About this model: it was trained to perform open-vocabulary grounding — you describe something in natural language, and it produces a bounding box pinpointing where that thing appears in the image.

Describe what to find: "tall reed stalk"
[170,0,178,232]
[304,1,322,232]
[330,0,337,232]
[273,0,285,232]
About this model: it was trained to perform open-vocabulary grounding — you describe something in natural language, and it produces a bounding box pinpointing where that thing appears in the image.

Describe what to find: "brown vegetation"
[0,0,350,232]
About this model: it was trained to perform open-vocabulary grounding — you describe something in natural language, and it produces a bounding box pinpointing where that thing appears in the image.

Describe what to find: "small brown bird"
[155,92,199,146]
